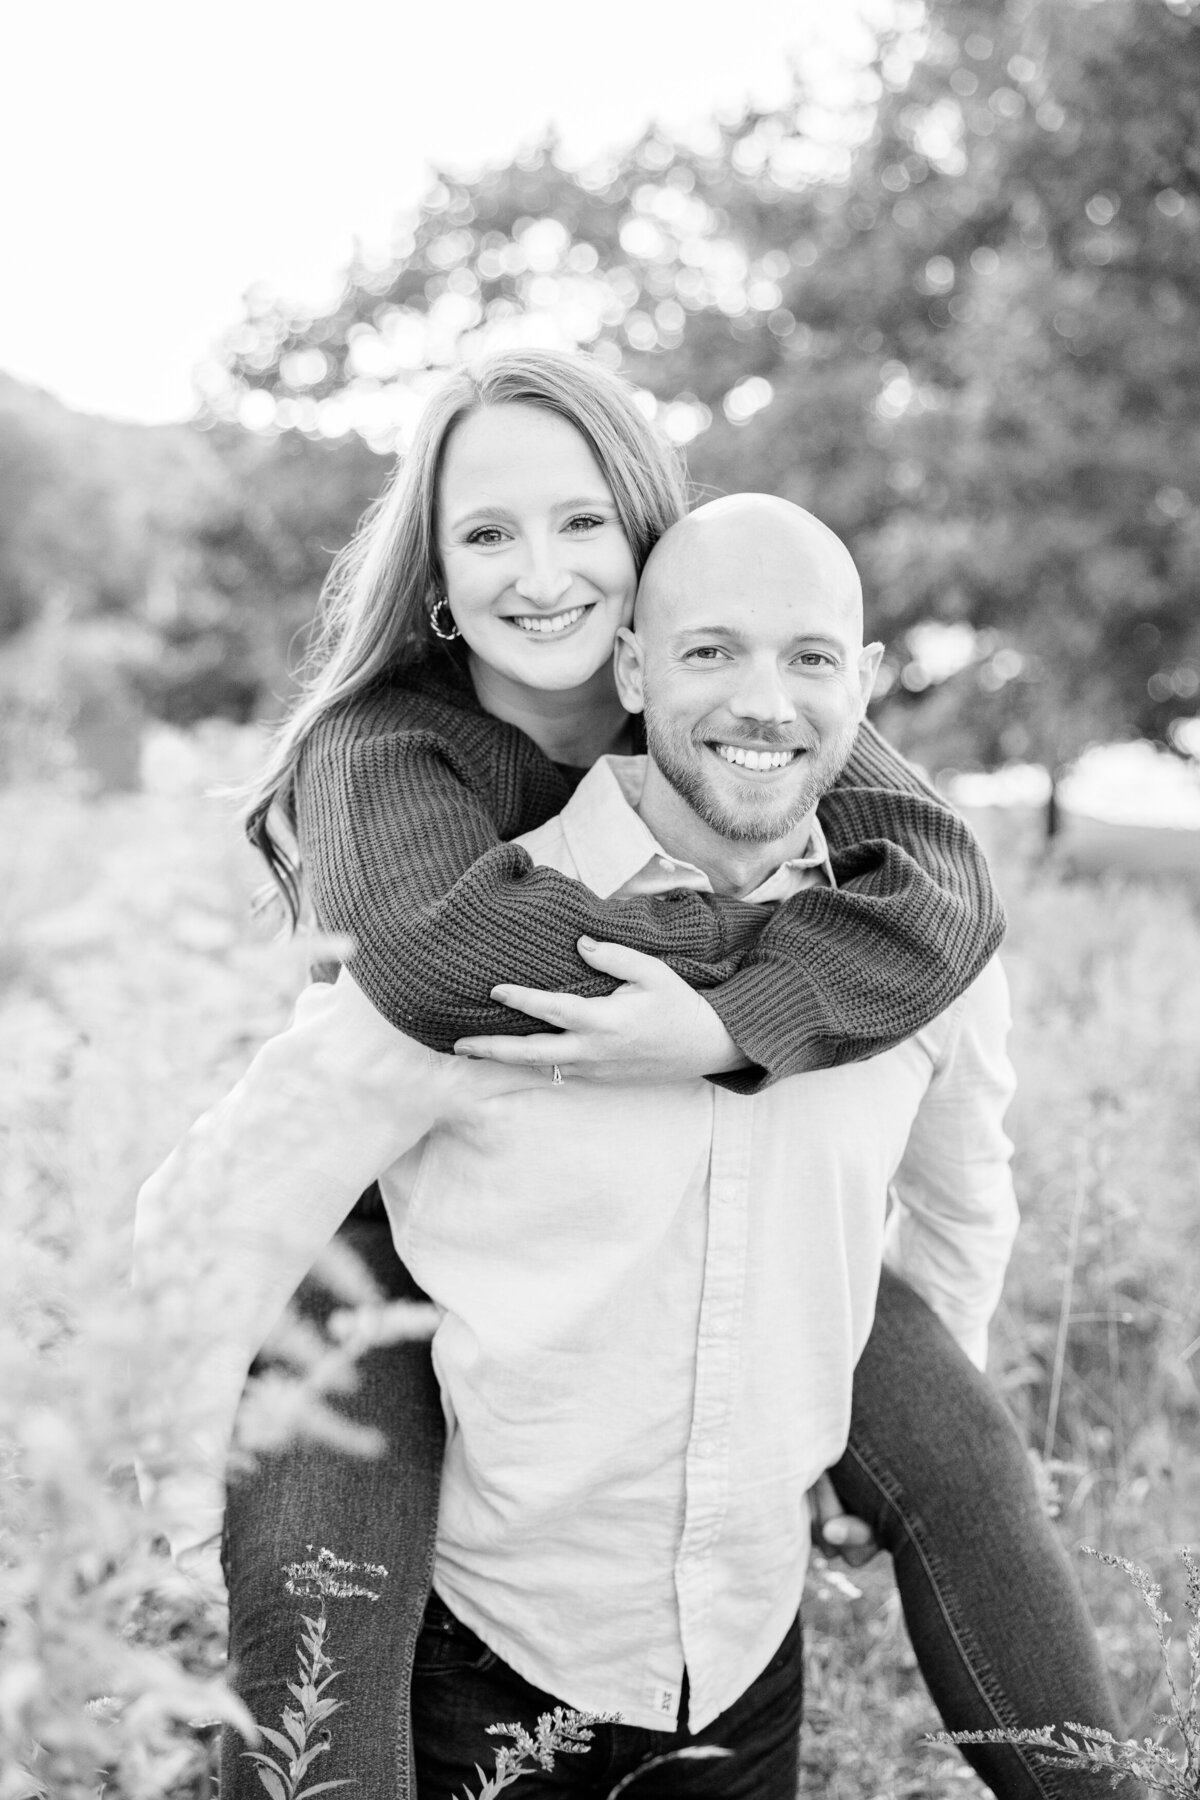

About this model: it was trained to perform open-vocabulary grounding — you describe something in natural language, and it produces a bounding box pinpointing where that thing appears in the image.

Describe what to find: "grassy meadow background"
[1,708,1197,1797]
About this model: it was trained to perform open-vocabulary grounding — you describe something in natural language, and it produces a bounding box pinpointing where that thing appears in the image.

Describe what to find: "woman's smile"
[506,603,594,637]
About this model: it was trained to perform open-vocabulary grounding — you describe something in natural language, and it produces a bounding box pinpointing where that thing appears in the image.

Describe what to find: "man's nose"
[727,661,798,726]
[513,540,572,608]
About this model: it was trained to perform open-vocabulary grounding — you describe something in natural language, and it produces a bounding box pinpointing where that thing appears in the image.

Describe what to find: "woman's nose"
[513,545,572,608]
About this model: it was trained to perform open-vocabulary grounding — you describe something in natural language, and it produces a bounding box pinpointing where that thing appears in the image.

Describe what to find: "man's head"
[615,495,882,860]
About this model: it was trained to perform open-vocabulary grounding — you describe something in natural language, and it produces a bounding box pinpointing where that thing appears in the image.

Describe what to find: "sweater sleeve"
[293,692,1004,1094]
[295,722,773,1042]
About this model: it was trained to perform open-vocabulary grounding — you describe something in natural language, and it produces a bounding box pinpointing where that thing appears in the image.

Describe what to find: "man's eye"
[685,646,730,663]
[796,652,836,669]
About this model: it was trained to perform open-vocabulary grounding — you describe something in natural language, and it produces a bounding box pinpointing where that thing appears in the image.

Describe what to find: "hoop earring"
[428,594,460,642]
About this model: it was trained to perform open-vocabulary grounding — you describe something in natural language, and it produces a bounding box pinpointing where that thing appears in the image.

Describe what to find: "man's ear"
[857,641,884,712]
[613,625,646,714]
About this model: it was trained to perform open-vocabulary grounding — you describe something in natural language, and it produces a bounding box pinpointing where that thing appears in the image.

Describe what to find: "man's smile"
[708,742,806,773]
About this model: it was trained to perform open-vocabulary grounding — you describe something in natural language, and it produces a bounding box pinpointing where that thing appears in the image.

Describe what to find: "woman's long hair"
[243,348,691,923]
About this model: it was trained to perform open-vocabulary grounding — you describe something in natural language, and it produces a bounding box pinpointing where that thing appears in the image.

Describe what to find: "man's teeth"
[713,744,799,771]
[512,606,587,635]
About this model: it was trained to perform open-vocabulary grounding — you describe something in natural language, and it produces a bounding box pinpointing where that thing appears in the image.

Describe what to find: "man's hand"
[453,938,749,1084]
[808,1472,881,1568]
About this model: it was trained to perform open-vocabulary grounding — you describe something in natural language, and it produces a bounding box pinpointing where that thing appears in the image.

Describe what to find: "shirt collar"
[557,755,834,900]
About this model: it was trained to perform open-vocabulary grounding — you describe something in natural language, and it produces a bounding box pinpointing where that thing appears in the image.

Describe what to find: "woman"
[213,350,1125,1798]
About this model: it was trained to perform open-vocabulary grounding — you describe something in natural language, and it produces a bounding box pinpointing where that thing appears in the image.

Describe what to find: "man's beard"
[643,710,858,845]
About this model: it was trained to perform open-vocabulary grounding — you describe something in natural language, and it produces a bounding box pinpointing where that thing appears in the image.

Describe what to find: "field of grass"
[1,743,1197,1798]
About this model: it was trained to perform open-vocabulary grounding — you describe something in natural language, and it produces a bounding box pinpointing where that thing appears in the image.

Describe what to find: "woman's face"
[437,403,638,694]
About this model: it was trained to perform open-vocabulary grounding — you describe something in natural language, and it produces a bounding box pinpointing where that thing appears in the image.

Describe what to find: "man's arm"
[882,957,1019,1370]
[133,973,497,1582]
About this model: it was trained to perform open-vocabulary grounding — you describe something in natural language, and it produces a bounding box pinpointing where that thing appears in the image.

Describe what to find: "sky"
[3,0,878,425]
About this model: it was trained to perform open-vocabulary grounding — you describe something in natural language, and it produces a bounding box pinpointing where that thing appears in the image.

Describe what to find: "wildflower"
[282,1545,387,1604]
[934,1546,1200,1797]
[245,1549,389,1799]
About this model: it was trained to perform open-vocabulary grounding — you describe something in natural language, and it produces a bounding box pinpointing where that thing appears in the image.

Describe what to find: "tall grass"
[1,742,1196,1795]
[999,865,1200,1730]
[0,754,352,1798]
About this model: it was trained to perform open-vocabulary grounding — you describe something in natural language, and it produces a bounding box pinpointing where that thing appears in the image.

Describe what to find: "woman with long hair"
[189,349,1124,1797]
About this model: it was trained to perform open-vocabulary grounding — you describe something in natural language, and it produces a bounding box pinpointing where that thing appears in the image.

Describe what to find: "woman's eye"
[564,513,606,534]
[464,526,508,547]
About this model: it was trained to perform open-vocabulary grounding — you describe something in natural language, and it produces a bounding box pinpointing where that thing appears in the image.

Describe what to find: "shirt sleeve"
[881,956,1020,1369]
[295,701,1005,1092]
[132,974,447,1573]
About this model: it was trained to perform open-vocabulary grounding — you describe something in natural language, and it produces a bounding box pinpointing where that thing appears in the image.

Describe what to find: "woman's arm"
[294,706,772,1042]
[454,731,1006,1093]
[294,684,1004,1094]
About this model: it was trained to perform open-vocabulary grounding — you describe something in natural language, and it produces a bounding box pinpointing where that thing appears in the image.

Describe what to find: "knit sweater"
[292,650,1005,1094]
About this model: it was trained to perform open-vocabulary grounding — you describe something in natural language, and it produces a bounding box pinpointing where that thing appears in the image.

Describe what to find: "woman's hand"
[453,938,749,1084]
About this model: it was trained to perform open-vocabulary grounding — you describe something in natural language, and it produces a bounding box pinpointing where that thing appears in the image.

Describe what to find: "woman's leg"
[828,1267,1137,1800]
[219,1215,444,1800]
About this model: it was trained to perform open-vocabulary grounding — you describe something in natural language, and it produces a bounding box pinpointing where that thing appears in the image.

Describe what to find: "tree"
[139,425,388,724]
[852,0,1200,798]
[0,373,221,638]
[201,0,1200,780]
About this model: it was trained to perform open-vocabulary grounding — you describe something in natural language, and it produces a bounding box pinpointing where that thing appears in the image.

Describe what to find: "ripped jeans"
[220,1221,1131,1800]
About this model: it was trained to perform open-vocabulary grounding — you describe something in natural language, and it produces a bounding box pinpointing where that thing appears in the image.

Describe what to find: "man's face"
[616,513,881,846]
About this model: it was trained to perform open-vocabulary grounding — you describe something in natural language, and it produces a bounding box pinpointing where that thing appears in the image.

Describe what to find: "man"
[137,495,1016,1799]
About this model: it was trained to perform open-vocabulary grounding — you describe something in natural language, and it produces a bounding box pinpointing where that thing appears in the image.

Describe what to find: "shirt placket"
[673,1086,754,1727]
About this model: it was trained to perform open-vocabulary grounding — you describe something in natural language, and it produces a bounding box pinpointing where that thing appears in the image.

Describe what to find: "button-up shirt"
[136,755,1017,1734]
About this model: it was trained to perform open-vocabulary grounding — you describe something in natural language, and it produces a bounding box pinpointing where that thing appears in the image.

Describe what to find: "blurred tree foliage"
[4,0,1198,773]
[850,0,1200,791]
[201,0,1200,779]
[0,373,236,760]
[137,425,385,724]
[0,377,385,729]
[0,373,222,639]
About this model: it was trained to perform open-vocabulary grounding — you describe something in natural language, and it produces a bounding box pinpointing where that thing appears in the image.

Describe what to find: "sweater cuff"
[705,958,834,1094]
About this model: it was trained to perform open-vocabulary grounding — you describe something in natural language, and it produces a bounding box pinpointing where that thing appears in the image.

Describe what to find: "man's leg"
[828,1266,1138,1800]
[635,1622,802,1800]
[220,1216,444,1800]
[412,1597,803,1800]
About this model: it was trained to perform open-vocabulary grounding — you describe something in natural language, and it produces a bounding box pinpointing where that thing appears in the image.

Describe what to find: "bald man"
[138,496,1016,1798]
[613,494,883,891]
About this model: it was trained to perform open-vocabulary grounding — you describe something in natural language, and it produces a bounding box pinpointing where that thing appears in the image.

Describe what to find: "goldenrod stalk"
[935,1547,1200,1797]
[243,1548,386,1800]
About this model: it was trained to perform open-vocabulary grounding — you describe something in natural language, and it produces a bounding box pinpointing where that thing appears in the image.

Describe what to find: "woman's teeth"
[713,745,799,771]
[511,606,587,635]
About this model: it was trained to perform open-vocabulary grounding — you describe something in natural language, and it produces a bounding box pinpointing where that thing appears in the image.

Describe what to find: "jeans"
[220,1220,1130,1800]
[411,1593,803,1799]
[828,1270,1137,1799]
